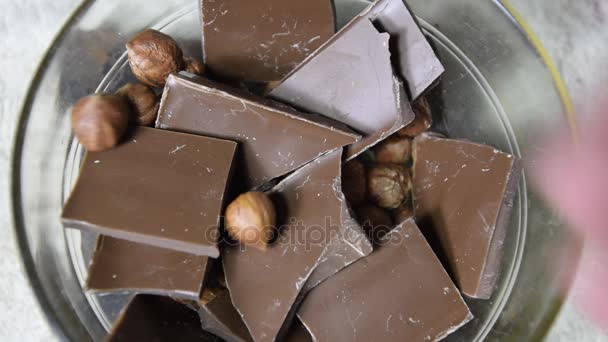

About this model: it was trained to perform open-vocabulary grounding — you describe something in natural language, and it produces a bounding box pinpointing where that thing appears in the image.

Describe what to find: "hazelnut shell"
[356,204,393,243]
[225,191,276,250]
[71,94,130,152]
[116,83,159,126]
[374,135,412,164]
[184,56,206,76]
[341,159,367,206]
[126,29,184,87]
[367,164,411,209]
[397,96,432,138]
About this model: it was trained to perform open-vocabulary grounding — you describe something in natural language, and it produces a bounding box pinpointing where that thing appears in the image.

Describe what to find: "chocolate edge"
[474,156,523,299]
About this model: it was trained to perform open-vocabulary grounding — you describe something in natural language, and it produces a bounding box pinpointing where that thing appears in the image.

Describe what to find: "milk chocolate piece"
[86,236,211,301]
[223,150,372,342]
[363,0,445,99]
[412,134,521,299]
[298,219,472,342]
[200,0,335,83]
[269,17,414,159]
[197,288,253,342]
[107,295,214,342]
[62,127,236,257]
[157,72,359,188]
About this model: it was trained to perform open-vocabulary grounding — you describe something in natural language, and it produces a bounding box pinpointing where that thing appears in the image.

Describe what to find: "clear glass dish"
[11,0,579,341]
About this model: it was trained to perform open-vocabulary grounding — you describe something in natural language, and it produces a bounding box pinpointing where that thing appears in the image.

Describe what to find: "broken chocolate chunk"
[223,149,372,342]
[298,219,472,342]
[107,295,215,342]
[197,288,253,342]
[269,17,414,159]
[157,72,359,188]
[62,127,236,257]
[362,0,445,99]
[412,133,521,299]
[86,236,211,301]
[200,0,335,83]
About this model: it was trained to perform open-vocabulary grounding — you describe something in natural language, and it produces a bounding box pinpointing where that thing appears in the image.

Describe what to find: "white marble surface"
[0,0,606,341]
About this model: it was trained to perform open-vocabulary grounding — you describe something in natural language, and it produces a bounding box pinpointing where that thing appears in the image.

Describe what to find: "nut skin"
[397,96,432,138]
[341,159,367,206]
[356,204,393,244]
[184,57,206,76]
[225,191,276,250]
[116,83,159,126]
[367,164,411,209]
[374,135,412,164]
[71,94,130,152]
[126,29,184,87]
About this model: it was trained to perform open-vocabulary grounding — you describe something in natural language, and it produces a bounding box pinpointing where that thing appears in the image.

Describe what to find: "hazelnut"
[184,57,206,76]
[71,94,130,152]
[367,164,411,209]
[356,204,393,244]
[126,29,184,87]
[392,203,414,225]
[341,159,367,206]
[374,135,411,164]
[116,83,159,126]
[225,191,276,250]
[397,96,432,138]
[200,288,220,305]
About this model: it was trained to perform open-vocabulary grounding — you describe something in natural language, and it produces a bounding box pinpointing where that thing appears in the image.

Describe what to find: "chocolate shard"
[269,17,414,160]
[157,72,359,188]
[362,0,445,99]
[298,219,472,342]
[107,295,216,342]
[412,133,522,299]
[200,0,335,83]
[86,236,211,301]
[197,288,253,342]
[62,127,236,257]
[223,149,371,342]
[300,153,374,293]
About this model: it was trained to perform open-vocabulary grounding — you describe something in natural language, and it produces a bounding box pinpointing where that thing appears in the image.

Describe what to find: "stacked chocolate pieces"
[61,0,521,341]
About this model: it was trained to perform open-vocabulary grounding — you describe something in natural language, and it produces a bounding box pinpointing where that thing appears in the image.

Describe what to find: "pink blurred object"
[533,109,608,329]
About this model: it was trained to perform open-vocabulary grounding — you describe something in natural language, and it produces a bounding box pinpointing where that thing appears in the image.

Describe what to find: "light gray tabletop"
[0,0,606,341]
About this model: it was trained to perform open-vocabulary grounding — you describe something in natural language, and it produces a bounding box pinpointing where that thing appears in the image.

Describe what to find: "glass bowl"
[11,0,579,341]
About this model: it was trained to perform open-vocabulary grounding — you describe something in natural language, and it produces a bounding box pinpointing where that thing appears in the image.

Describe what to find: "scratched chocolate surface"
[269,17,414,159]
[298,219,472,342]
[157,72,359,188]
[223,150,372,342]
[412,133,521,298]
[62,127,237,257]
[200,0,335,82]
[86,236,211,301]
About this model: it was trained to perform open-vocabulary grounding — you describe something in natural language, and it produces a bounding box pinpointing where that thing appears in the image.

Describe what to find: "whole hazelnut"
[126,29,184,87]
[341,159,367,206]
[397,96,432,138]
[374,135,412,164]
[116,83,159,126]
[225,191,276,250]
[184,57,206,76]
[356,204,393,244]
[71,94,130,152]
[392,203,414,225]
[367,164,411,209]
